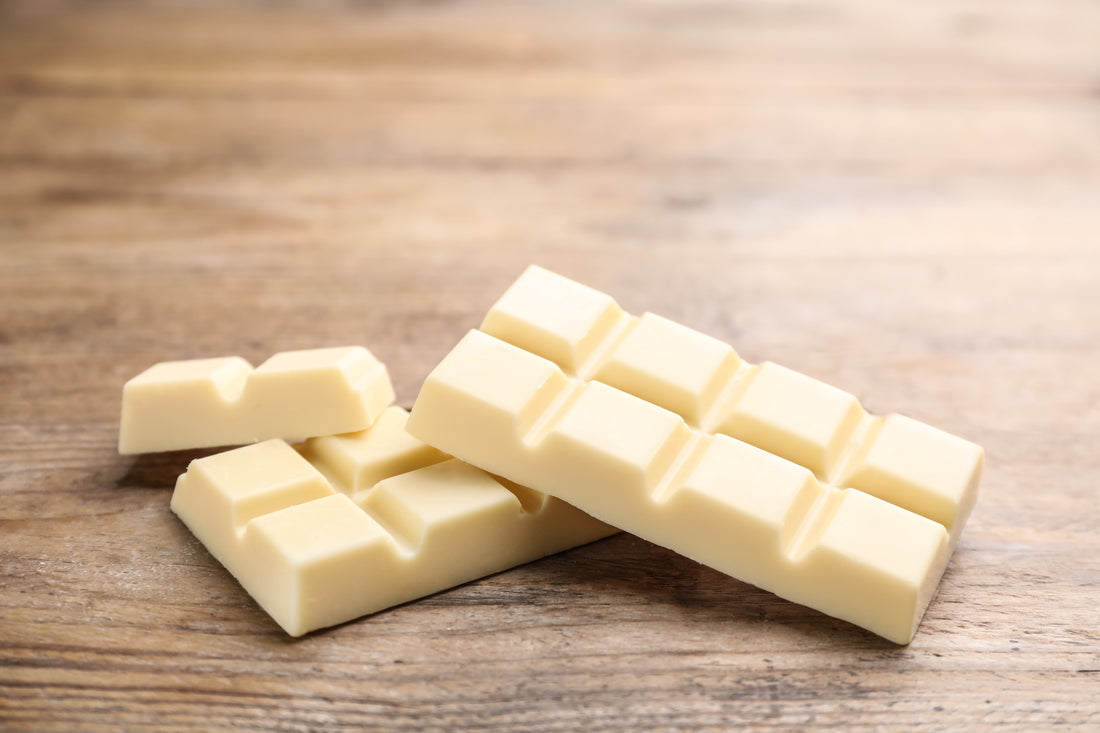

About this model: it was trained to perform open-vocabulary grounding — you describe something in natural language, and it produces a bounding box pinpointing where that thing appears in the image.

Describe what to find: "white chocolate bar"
[171,406,615,636]
[407,330,954,644]
[119,346,395,454]
[480,265,983,546]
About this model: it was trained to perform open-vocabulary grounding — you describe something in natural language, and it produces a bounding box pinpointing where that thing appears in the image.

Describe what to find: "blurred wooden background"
[1,0,1098,730]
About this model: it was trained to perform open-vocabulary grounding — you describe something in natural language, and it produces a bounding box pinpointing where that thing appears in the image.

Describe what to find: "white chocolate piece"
[480,265,984,545]
[842,414,983,545]
[119,347,395,454]
[171,406,615,636]
[718,361,864,480]
[298,406,449,497]
[407,330,952,644]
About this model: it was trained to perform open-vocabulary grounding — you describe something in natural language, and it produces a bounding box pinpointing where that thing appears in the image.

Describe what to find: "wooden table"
[2,1,1098,729]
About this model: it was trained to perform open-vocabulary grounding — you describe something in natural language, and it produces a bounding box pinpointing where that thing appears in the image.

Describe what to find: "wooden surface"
[2,0,1098,729]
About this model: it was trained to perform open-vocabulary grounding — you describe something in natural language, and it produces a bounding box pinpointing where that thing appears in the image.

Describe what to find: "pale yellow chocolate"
[171,406,615,636]
[481,265,983,546]
[118,346,395,454]
[408,330,954,644]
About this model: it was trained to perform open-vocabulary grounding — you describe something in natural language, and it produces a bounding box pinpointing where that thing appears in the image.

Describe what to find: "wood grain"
[1,0,1098,730]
